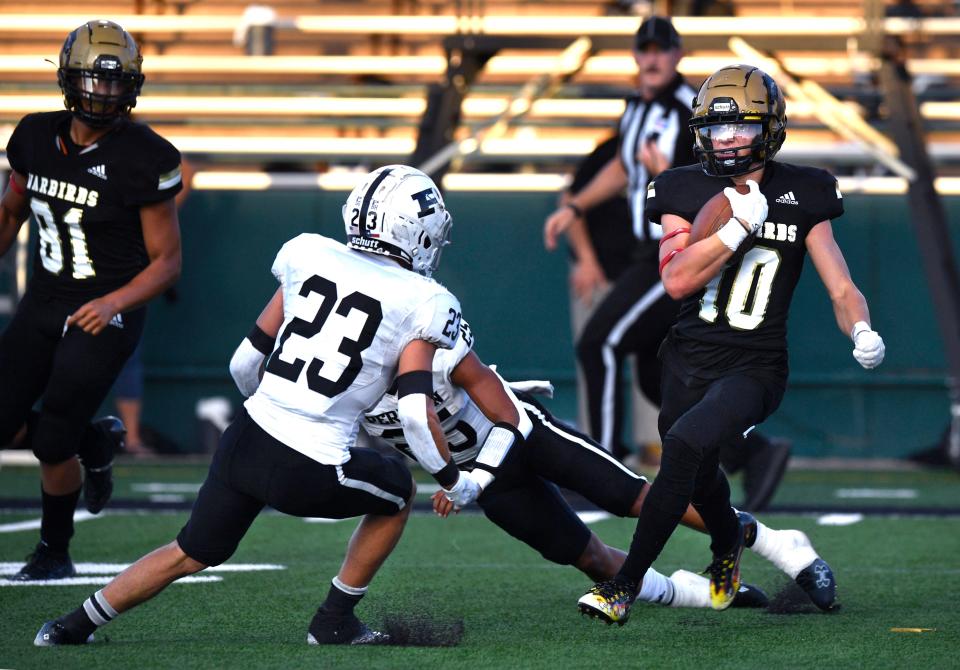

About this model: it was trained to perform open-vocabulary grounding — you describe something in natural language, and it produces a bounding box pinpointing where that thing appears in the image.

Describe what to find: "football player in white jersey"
[363,322,836,612]
[34,165,486,648]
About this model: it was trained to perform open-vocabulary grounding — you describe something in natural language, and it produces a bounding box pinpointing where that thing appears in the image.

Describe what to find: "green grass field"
[1,461,959,670]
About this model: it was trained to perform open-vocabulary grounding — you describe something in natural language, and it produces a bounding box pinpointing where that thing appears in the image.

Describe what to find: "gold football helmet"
[689,64,787,177]
[57,20,145,127]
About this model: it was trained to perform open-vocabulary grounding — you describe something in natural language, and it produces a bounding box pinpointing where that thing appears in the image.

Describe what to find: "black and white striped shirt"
[618,75,696,241]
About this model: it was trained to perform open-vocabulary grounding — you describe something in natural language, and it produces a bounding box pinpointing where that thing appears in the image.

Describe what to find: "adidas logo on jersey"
[108,313,124,329]
[775,191,798,205]
[87,165,108,181]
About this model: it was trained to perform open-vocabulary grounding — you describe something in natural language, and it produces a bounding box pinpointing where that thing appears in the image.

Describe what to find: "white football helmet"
[342,165,452,277]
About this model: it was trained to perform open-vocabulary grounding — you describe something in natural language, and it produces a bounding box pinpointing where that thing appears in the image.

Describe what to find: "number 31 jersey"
[646,161,843,371]
[6,111,182,302]
[245,233,462,465]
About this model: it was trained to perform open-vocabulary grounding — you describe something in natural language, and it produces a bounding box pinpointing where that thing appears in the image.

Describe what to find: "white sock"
[635,567,675,605]
[750,521,818,579]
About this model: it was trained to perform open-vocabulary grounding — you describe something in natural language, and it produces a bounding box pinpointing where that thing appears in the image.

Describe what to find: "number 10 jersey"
[245,233,462,465]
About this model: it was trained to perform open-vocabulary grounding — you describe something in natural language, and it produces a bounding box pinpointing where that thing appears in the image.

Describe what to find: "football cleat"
[669,569,768,609]
[577,579,637,625]
[704,524,746,611]
[795,558,838,611]
[731,582,770,609]
[306,609,390,645]
[9,542,76,581]
[737,511,758,548]
[80,416,126,514]
[34,620,93,646]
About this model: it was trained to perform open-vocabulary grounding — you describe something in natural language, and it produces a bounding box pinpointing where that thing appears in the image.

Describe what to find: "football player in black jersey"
[0,20,182,581]
[579,64,885,624]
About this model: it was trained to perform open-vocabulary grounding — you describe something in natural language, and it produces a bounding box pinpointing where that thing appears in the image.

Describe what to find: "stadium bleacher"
[0,1,957,173]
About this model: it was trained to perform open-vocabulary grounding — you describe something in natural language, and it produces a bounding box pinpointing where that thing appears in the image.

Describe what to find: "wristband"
[565,202,584,218]
[851,321,871,342]
[246,324,276,355]
[434,461,460,489]
[716,217,749,252]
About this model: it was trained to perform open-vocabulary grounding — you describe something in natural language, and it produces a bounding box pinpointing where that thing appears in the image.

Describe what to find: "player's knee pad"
[31,412,80,464]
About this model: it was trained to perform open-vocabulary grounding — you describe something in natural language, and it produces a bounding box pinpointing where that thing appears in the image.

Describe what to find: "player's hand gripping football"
[67,297,120,335]
[851,321,885,369]
[724,179,768,234]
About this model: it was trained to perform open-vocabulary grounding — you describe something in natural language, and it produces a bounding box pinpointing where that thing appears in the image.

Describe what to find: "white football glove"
[724,179,768,234]
[442,470,483,507]
[851,321,885,369]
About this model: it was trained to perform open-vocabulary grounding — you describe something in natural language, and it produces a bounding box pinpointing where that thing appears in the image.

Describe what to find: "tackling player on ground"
[232,313,836,612]
[578,64,884,624]
[33,165,483,647]
[0,20,182,581]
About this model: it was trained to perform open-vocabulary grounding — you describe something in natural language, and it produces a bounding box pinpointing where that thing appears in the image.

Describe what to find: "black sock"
[61,589,118,639]
[40,486,81,553]
[617,435,700,583]
[320,578,366,617]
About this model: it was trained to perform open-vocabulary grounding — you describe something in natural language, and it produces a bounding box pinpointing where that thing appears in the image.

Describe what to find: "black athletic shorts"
[177,407,413,566]
[0,288,144,461]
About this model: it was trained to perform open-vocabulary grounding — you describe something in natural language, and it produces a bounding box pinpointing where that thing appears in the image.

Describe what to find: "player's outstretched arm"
[447,352,528,487]
[397,340,482,509]
[806,220,885,369]
[0,171,29,257]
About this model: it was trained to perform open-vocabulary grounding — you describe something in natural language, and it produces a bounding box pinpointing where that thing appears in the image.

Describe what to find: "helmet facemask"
[688,65,787,178]
[58,20,145,128]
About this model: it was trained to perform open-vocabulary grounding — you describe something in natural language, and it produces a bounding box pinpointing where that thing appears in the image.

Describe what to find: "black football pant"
[0,289,144,464]
[617,358,785,584]
[576,253,679,459]
[477,393,647,566]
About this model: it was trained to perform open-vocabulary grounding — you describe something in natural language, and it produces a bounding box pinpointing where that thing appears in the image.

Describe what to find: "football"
[689,183,750,245]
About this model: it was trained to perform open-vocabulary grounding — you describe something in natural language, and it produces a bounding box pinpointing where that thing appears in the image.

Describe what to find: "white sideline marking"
[132,483,202,493]
[148,494,187,503]
[0,450,39,466]
[0,562,285,575]
[0,575,223,587]
[0,510,97,533]
[576,511,612,524]
[817,513,865,526]
[835,488,918,499]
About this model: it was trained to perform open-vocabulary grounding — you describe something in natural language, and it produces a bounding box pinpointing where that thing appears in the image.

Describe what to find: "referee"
[545,16,694,461]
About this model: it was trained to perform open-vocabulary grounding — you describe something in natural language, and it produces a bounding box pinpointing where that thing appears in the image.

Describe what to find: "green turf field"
[1,462,959,669]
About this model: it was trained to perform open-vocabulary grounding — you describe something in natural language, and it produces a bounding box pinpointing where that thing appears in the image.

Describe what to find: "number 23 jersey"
[646,161,843,365]
[6,111,182,302]
[245,233,462,465]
